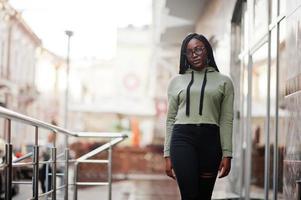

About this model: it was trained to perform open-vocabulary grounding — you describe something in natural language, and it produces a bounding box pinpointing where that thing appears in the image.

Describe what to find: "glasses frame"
[185,46,206,58]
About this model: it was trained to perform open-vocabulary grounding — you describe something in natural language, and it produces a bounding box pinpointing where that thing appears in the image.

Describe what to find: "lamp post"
[64,30,73,134]
[64,30,73,200]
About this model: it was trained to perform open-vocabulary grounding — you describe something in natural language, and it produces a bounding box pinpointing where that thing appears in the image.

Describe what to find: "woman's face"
[185,38,207,69]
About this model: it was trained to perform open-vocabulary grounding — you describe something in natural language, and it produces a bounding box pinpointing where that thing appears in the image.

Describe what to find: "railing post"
[46,162,49,196]
[64,148,69,200]
[52,147,57,200]
[5,119,12,200]
[32,126,39,200]
[33,145,39,199]
[73,162,78,200]
[5,144,13,200]
[108,144,112,200]
[297,180,301,200]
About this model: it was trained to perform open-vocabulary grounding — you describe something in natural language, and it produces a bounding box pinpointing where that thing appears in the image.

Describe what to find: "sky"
[10,0,152,60]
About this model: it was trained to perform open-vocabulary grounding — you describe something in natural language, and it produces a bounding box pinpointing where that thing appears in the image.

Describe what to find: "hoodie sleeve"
[164,78,178,157]
[219,77,234,158]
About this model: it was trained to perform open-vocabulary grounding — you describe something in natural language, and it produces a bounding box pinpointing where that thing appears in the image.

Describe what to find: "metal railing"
[0,106,128,200]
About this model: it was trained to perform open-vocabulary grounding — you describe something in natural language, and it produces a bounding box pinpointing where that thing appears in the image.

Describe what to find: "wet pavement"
[13,174,240,199]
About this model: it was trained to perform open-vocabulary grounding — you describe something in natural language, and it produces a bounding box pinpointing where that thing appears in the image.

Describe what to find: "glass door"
[248,43,269,199]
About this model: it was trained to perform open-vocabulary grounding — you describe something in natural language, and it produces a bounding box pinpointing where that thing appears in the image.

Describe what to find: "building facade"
[155,0,301,199]
[0,1,42,149]
[0,1,41,111]
[230,0,301,199]
[0,1,66,150]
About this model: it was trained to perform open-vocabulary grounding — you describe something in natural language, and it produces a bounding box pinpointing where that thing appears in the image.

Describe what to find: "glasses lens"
[185,47,205,57]
[195,47,203,55]
[185,50,192,57]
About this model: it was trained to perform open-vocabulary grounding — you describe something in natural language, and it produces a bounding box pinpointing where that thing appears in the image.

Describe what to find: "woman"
[164,33,234,200]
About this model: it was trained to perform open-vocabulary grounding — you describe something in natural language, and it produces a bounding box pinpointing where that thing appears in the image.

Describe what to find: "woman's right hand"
[165,157,176,179]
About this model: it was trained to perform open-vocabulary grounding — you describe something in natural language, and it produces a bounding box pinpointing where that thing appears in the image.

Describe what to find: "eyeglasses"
[185,47,206,57]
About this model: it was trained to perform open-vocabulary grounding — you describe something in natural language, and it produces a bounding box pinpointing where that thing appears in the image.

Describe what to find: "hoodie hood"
[185,66,217,74]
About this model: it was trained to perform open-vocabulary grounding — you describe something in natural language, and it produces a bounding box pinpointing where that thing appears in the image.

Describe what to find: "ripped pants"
[170,124,222,200]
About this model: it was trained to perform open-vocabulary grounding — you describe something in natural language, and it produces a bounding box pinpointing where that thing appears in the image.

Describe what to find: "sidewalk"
[76,175,240,200]
[13,174,240,199]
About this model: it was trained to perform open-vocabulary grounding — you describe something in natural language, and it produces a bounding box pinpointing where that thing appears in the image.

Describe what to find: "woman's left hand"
[218,157,232,178]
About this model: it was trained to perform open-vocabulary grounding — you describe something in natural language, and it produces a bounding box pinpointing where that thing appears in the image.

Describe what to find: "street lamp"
[64,30,73,200]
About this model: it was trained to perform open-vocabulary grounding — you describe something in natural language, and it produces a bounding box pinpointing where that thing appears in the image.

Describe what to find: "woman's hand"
[218,157,232,178]
[165,157,176,179]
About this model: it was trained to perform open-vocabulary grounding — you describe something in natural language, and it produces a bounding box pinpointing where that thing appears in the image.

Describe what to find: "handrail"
[0,106,75,137]
[12,152,33,163]
[76,132,127,138]
[77,137,124,161]
[0,106,128,138]
[0,106,128,200]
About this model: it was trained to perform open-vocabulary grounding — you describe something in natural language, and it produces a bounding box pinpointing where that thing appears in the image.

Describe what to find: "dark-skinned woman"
[163,33,234,200]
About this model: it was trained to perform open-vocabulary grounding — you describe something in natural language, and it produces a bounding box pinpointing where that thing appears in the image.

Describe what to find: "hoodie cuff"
[163,150,170,158]
[222,150,232,158]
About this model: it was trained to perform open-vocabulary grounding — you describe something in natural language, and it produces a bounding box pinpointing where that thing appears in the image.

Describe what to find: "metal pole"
[45,162,49,198]
[52,147,57,200]
[64,30,73,148]
[64,148,69,200]
[108,145,112,200]
[64,30,73,200]
[5,119,12,200]
[265,0,272,198]
[273,1,280,199]
[245,54,252,200]
[5,145,13,200]
[33,126,39,200]
[297,180,301,200]
[273,12,280,200]
[33,146,39,199]
[73,162,78,200]
[5,118,11,144]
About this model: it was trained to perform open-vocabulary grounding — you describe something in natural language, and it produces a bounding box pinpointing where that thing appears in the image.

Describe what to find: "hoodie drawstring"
[186,69,208,116]
[199,69,208,115]
[185,71,194,116]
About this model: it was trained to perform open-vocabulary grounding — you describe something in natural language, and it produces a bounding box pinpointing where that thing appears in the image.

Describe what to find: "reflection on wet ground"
[78,179,181,200]
[13,179,180,200]
[14,176,240,199]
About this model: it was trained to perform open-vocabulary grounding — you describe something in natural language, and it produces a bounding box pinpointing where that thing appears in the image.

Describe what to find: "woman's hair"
[179,33,219,74]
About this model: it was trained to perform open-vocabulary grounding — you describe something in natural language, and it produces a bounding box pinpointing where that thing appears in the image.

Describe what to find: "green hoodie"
[164,66,234,158]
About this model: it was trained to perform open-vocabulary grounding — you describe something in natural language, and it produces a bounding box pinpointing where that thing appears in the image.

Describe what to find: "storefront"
[230,0,301,199]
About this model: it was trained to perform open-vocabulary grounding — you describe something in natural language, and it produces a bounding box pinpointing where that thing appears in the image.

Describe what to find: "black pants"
[170,124,222,200]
